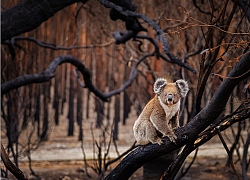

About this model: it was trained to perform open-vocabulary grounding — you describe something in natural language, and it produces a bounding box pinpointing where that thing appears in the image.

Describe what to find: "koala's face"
[158,83,181,105]
[153,78,189,105]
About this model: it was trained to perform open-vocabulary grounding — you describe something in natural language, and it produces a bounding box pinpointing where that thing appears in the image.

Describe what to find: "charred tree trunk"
[123,90,130,125]
[113,95,120,140]
[68,65,75,136]
[61,64,67,115]
[86,90,90,119]
[53,78,60,125]
[95,99,104,128]
[143,152,177,180]
[40,84,50,141]
[77,84,83,141]
[35,86,41,137]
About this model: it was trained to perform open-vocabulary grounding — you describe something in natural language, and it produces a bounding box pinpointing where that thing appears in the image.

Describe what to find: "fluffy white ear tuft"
[176,79,189,97]
[154,78,167,94]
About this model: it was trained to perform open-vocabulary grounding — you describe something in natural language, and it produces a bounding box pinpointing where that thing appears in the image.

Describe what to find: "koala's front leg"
[150,115,177,143]
[170,111,180,130]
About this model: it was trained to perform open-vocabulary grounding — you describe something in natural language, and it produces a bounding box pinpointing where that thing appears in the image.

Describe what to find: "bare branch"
[1,54,152,102]
[1,55,109,101]
[6,36,114,50]
[242,133,250,180]
[98,0,197,74]
[1,0,88,42]
[216,129,241,180]
[1,143,28,180]
[234,0,250,22]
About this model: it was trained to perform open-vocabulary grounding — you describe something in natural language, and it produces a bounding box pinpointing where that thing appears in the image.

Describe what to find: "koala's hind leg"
[146,122,164,145]
[134,120,163,145]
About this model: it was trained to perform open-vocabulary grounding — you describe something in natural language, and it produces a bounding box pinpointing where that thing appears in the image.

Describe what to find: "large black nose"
[167,94,173,101]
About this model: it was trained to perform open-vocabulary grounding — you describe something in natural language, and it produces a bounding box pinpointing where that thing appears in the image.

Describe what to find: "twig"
[97,0,196,74]
[181,148,198,177]
[80,139,92,178]
[10,36,114,50]
[216,128,241,180]
[1,143,28,180]
[104,141,137,170]
[242,133,250,180]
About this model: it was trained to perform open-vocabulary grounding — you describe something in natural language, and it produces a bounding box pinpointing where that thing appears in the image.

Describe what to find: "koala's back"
[138,95,165,120]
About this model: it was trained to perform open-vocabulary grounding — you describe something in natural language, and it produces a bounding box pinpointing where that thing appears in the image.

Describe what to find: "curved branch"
[98,0,197,74]
[1,143,28,180]
[1,54,153,102]
[134,34,197,72]
[74,53,155,98]
[1,55,108,101]
[104,52,250,180]
[1,0,87,42]
[5,36,114,50]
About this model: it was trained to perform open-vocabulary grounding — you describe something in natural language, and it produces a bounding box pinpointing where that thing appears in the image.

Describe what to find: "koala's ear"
[154,78,167,94]
[176,79,189,97]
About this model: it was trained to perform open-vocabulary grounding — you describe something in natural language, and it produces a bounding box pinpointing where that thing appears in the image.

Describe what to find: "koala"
[133,78,189,145]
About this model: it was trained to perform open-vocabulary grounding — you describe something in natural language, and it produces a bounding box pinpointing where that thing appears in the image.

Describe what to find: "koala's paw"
[173,126,180,130]
[151,137,164,145]
[164,133,177,144]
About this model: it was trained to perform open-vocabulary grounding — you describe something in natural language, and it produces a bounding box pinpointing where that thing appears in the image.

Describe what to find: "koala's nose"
[167,94,173,101]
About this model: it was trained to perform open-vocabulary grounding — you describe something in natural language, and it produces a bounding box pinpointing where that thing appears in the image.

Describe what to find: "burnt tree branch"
[113,32,196,73]
[3,36,114,50]
[1,55,108,101]
[1,0,88,42]
[104,52,250,180]
[162,98,250,180]
[1,54,154,102]
[74,52,154,98]
[242,132,250,180]
[1,143,28,180]
[98,0,197,74]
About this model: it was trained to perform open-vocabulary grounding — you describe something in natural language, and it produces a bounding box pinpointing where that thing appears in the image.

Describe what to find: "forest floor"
[6,156,246,180]
[1,99,249,180]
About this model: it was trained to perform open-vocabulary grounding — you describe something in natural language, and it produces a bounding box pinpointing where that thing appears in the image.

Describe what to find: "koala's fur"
[133,78,189,145]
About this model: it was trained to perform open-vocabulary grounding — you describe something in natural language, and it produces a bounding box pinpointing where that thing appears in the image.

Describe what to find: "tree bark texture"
[1,0,87,42]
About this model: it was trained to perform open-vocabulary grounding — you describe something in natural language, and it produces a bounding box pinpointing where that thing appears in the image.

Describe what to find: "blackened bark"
[40,84,50,141]
[61,65,68,115]
[53,75,60,125]
[35,87,41,137]
[77,83,83,141]
[86,90,90,119]
[113,95,120,140]
[95,99,104,128]
[1,144,27,180]
[1,0,87,42]
[68,68,75,136]
[233,0,250,22]
[123,91,130,125]
[143,152,177,180]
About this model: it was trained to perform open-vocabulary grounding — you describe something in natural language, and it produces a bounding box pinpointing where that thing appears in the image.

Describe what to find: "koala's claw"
[173,126,180,130]
[150,137,164,145]
[166,133,177,144]
[156,138,164,145]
